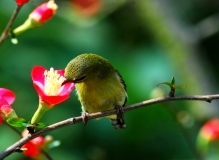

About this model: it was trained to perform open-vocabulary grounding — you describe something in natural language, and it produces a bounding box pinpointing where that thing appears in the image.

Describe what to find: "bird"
[64,53,127,129]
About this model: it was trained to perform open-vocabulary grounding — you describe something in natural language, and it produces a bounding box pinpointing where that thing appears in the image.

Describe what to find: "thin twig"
[41,149,54,160]
[0,5,22,44]
[0,94,218,159]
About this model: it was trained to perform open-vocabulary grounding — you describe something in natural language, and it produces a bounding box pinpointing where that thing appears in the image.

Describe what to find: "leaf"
[35,122,47,129]
[6,118,27,127]
[157,82,173,88]
[171,76,175,85]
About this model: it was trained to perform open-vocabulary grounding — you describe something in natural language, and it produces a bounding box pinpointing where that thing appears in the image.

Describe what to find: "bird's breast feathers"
[75,75,127,113]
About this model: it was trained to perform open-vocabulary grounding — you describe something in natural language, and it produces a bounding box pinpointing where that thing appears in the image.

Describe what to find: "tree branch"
[0,94,219,159]
[0,5,22,44]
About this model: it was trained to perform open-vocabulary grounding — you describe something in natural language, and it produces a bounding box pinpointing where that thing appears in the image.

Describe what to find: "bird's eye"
[76,76,86,82]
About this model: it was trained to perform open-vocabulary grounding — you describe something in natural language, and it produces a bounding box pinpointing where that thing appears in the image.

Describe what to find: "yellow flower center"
[44,68,65,95]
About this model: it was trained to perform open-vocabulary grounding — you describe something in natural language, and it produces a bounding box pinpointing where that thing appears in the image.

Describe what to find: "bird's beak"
[62,78,74,86]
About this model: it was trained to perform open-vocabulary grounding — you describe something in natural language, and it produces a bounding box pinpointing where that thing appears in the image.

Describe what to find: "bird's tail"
[110,117,126,129]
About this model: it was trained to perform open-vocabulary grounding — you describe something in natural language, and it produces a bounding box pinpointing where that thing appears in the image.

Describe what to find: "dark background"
[1,0,219,159]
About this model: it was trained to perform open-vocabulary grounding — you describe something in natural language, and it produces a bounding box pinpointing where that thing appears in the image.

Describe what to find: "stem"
[13,19,35,36]
[0,5,23,44]
[41,149,54,160]
[0,94,219,159]
[31,102,50,124]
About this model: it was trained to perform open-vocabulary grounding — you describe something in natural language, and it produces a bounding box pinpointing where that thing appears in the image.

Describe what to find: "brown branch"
[0,5,22,44]
[0,94,219,159]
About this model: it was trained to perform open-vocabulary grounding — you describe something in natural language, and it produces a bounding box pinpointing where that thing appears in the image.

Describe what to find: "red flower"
[31,66,74,106]
[23,142,40,158]
[23,136,45,158]
[72,0,101,17]
[15,0,29,6]
[200,119,219,141]
[29,0,58,24]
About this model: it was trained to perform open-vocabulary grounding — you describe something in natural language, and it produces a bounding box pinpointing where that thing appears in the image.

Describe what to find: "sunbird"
[64,53,127,129]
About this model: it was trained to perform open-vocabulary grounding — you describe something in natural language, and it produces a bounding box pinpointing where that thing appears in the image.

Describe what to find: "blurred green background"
[1,0,219,159]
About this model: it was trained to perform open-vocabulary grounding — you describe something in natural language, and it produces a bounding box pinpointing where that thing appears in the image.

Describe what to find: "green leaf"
[171,76,175,85]
[6,118,27,127]
[157,82,173,88]
[35,123,48,129]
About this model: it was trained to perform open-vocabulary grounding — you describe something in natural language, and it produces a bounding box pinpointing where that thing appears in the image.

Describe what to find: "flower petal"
[31,66,46,86]
[0,116,3,124]
[59,82,74,95]
[29,1,58,24]
[57,69,64,76]
[0,88,15,105]
[40,95,70,106]
[16,0,29,6]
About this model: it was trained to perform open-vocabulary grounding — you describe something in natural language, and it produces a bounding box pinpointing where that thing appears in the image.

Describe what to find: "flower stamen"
[44,68,65,95]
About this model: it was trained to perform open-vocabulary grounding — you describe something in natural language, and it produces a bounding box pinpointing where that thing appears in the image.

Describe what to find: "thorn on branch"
[72,118,76,124]
[206,99,212,103]
[14,147,23,153]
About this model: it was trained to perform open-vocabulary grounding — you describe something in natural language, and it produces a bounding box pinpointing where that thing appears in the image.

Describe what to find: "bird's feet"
[116,105,124,119]
[81,112,89,125]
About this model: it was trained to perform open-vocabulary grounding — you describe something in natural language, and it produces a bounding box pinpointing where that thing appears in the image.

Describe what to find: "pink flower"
[31,66,74,107]
[15,0,29,6]
[29,0,58,24]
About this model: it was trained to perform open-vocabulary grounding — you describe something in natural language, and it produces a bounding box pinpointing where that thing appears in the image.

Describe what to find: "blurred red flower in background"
[72,0,102,17]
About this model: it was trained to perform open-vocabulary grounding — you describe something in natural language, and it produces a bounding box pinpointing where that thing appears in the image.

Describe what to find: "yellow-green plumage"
[64,53,127,129]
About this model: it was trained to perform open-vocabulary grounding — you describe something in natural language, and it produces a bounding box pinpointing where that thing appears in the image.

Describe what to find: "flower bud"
[29,0,58,25]
[13,0,58,36]
[1,105,14,117]
[0,91,17,120]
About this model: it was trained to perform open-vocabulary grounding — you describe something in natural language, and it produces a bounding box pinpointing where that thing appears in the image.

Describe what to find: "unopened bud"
[13,0,58,37]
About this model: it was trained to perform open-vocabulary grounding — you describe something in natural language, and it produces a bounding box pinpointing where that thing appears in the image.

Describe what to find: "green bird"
[64,53,127,129]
